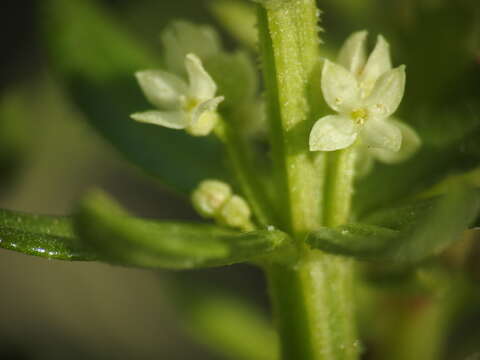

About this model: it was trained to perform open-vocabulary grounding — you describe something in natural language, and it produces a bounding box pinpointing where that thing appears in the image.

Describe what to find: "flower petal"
[365,66,406,119]
[161,21,221,75]
[309,115,358,151]
[130,110,188,129]
[361,118,401,152]
[135,70,187,110]
[185,53,218,100]
[191,96,224,123]
[369,118,421,163]
[338,30,368,75]
[321,60,361,113]
[359,35,392,96]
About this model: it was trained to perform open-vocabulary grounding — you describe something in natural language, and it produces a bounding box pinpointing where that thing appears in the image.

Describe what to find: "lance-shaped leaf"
[75,190,290,269]
[308,188,480,266]
[42,0,227,194]
[0,209,96,261]
[307,224,400,259]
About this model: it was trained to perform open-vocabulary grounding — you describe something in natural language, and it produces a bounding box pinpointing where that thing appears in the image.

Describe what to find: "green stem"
[266,255,358,360]
[257,0,323,236]
[257,1,359,359]
[324,148,357,227]
[218,117,277,227]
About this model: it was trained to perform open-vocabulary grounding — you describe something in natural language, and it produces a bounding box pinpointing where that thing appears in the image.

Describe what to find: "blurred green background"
[0,0,479,359]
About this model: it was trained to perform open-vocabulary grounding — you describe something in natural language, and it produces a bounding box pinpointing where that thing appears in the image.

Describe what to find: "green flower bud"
[192,180,232,218]
[218,195,253,231]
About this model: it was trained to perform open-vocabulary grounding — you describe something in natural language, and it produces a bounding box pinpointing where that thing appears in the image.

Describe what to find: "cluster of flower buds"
[191,180,254,231]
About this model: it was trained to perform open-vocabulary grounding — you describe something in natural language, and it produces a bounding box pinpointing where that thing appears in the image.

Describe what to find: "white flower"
[131,53,224,136]
[309,31,420,163]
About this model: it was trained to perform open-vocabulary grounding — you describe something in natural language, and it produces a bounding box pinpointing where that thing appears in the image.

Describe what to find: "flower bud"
[191,180,232,218]
[218,195,253,230]
[186,110,220,136]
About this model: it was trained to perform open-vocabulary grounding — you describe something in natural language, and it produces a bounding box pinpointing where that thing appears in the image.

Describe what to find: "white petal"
[186,96,224,136]
[370,118,421,163]
[185,53,217,100]
[338,30,368,75]
[365,66,406,119]
[359,35,392,96]
[135,70,187,110]
[321,60,361,113]
[361,118,401,152]
[162,21,221,75]
[191,96,224,124]
[130,110,188,129]
[309,115,358,151]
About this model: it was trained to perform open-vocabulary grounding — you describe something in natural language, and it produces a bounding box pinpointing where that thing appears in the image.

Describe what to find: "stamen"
[351,108,368,125]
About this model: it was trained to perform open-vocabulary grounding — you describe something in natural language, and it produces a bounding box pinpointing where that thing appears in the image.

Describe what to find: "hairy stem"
[257,1,359,359]
[257,0,323,236]
[267,254,358,360]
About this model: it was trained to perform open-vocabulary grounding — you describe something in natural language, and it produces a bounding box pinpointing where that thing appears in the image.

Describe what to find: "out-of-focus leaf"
[75,190,290,269]
[354,121,480,215]
[42,0,228,194]
[180,291,278,360]
[0,209,96,261]
[308,189,480,266]
[208,0,258,49]
[206,51,258,109]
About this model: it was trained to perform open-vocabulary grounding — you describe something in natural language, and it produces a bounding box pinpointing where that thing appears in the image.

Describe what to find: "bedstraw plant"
[1,0,480,359]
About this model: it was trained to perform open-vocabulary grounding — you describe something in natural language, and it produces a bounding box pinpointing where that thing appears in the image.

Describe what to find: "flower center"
[351,108,368,125]
[182,97,200,112]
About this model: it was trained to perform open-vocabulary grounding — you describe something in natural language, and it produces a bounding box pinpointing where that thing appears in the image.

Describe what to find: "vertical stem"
[324,147,357,227]
[258,1,359,360]
[257,0,323,236]
[267,254,359,360]
[218,117,277,227]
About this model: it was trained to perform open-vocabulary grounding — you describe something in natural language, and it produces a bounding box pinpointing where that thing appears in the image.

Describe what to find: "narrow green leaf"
[307,224,400,259]
[42,0,228,194]
[308,189,480,266]
[75,190,290,269]
[0,209,96,261]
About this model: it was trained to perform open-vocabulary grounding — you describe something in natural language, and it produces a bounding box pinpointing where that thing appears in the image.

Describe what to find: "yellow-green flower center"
[183,97,200,112]
[351,108,368,125]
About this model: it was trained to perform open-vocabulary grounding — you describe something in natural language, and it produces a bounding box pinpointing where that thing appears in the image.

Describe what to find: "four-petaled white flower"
[131,53,224,136]
[309,31,420,163]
